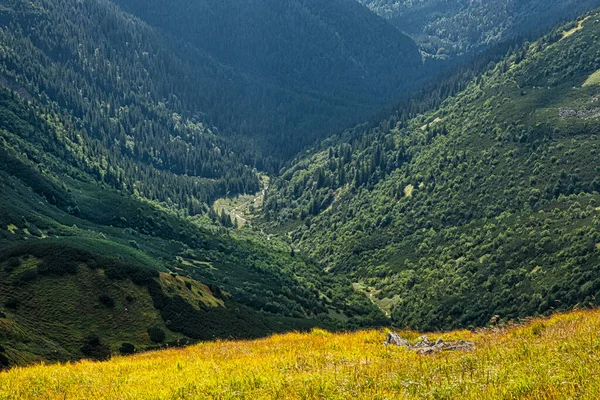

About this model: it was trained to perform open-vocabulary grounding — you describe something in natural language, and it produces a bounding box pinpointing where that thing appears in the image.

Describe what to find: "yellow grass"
[583,69,600,87]
[3,310,600,399]
[562,16,590,38]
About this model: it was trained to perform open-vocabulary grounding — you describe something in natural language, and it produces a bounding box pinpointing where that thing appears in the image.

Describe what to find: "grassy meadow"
[2,310,600,399]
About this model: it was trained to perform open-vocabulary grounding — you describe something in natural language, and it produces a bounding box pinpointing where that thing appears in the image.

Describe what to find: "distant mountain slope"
[0,83,384,367]
[0,0,263,213]
[359,0,600,59]
[112,0,424,156]
[0,0,425,214]
[264,10,600,330]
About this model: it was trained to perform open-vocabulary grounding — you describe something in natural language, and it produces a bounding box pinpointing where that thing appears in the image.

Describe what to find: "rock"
[384,332,409,347]
[418,335,431,344]
[383,333,474,354]
[415,347,436,355]
[559,107,600,120]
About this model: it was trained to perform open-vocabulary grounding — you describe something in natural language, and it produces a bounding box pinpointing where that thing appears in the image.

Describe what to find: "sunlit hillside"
[2,309,600,399]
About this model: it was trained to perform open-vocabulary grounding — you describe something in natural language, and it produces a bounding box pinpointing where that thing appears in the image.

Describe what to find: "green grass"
[583,69,600,86]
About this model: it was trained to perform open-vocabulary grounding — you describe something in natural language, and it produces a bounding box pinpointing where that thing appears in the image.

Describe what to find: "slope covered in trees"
[360,0,600,59]
[0,74,384,366]
[0,0,427,214]
[0,0,264,214]
[113,0,425,159]
[263,10,600,331]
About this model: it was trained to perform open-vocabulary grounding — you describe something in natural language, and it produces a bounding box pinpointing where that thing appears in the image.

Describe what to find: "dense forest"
[360,0,600,59]
[263,11,600,330]
[0,0,432,215]
[0,78,385,364]
[0,0,265,214]
[1,0,600,368]
[113,0,426,159]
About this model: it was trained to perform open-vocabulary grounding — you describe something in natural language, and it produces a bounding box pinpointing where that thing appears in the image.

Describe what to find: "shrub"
[104,260,158,285]
[12,269,38,285]
[0,311,6,318]
[38,255,79,275]
[0,353,9,368]
[99,294,115,308]
[6,257,20,270]
[81,335,111,361]
[4,298,19,309]
[119,342,136,355]
[147,327,166,343]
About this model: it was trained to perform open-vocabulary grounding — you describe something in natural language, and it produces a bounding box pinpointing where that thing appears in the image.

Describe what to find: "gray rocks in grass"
[385,332,409,347]
[384,333,474,354]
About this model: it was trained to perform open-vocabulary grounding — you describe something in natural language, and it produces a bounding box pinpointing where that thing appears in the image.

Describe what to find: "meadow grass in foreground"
[2,310,600,399]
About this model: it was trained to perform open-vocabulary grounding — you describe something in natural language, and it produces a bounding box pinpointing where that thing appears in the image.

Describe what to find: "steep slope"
[0,83,384,368]
[112,0,424,157]
[0,0,425,214]
[264,10,600,330]
[0,0,262,213]
[360,0,600,59]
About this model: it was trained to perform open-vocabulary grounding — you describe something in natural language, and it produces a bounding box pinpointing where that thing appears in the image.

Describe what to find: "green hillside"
[3,0,600,372]
[0,81,385,367]
[263,11,600,331]
[360,0,600,59]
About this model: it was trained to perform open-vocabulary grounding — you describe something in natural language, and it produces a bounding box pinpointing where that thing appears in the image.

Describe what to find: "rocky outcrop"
[558,107,600,120]
[384,333,474,354]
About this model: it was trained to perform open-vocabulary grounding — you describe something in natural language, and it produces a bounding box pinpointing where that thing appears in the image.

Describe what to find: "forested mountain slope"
[0,0,425,213]
[0,0,263,213]
[264,11,600,331]
[0,77,383,367]
[112,0,424,159]
[359,0,600,59]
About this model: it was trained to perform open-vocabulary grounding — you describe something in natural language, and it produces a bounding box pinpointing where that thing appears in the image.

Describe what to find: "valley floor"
[1,310,600,399]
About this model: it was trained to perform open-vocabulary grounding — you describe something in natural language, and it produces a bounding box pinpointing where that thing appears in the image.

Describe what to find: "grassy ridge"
[2,309,600,398]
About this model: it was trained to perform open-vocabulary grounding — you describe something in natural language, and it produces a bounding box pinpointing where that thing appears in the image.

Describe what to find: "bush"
[81,335,111,361]
[5,257,20,271]
[0,353,9,368]
[119,342,136,355]
[38,255,79,275]
[104,260,158,285]
[12,269,38,285]
[147,327,166,343]
[4,298,19,309]
[0,311,6,318]
[99,294,115,308]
